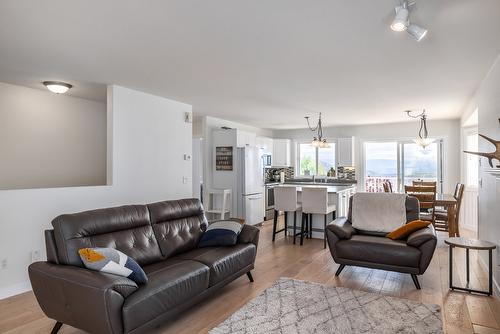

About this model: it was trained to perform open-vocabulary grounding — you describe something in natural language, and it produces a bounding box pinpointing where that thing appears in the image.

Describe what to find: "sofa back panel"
[45,230,59,264]
[52,205,163,266]
[347,195,420,236]
[147,199,208,258]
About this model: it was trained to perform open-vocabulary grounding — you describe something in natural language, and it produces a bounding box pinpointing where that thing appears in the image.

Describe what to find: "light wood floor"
[1,219,499,334]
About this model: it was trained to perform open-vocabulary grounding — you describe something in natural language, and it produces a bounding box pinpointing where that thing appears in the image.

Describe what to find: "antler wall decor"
[463,119,500,168]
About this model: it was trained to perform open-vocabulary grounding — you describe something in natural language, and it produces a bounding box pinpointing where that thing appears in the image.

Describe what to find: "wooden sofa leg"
[411,274,421,290]
[51,322,63,334]
[335,264,346,277]
[246,271,254,282]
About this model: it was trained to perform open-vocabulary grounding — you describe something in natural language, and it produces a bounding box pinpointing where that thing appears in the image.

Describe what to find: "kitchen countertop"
[284,179,357,185]
[275,184,355,193]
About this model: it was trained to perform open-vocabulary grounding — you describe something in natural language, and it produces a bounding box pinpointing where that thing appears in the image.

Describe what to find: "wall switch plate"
[184,112,193,123]
[184,154,191,161]
[1,258,7,270]
[31,250,41,263]
[182,177,189,184]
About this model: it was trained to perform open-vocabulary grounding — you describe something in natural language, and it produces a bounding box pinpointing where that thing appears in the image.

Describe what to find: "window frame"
[295,139,337,177]
[361,138,444,193]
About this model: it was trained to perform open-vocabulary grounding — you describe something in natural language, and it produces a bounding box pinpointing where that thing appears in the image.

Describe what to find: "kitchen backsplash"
[337,166,356,180]
[265,167,294,183]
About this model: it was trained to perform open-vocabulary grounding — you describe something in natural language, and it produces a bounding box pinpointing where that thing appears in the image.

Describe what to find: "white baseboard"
[477,253,500,296]
[0,281,32,300]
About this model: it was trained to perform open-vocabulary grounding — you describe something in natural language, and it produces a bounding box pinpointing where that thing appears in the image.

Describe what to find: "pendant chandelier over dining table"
[305,113,330,148]
[405,109,435,149]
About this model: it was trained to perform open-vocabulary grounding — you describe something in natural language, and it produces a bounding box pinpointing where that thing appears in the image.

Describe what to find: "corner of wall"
[106,85,113,186]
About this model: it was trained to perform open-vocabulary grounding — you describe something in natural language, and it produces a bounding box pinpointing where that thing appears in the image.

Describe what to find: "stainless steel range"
[265,182,279,220]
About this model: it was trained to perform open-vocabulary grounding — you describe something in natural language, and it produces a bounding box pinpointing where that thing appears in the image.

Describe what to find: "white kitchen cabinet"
[256,136,273,154]
[237,130,256,147]
[337,137,355,167]
[273,139,291,166]
[337,186,357,217]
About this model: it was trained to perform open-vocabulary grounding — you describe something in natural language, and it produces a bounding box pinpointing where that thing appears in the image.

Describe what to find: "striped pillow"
[198,219,244,247]
[78,247,148,284]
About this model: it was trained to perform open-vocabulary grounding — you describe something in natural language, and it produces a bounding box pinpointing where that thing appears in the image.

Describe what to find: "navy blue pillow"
[198,220,244,247]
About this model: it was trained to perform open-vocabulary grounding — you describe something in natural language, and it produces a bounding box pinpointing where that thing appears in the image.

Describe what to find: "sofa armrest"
[326,217,355,239]
[29,262,138,334]
[406,225,437,247]
[238,224,260,247]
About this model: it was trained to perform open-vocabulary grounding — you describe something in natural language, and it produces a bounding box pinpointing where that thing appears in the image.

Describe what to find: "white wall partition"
[0,85,193,299]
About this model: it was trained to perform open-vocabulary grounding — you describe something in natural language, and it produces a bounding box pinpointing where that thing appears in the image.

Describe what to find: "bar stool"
[273,186,303,244]
[301,187,336,248]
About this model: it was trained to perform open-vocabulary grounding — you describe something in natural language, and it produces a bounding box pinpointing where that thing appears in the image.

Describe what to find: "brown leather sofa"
[326,196,437,289]
[28,198,259,334]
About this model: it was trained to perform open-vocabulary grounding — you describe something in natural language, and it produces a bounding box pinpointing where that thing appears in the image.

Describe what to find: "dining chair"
[301,187,336,248]
[433,183,465,233]
[404,185,437,224]
[383,181,393,193]
[412,180,437,187]
[273,186,303,244]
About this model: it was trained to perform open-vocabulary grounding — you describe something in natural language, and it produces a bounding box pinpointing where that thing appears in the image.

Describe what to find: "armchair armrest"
[29,262,138,334]
[406,225,437,247]
[326,217,355,239]
[238,224,260,247]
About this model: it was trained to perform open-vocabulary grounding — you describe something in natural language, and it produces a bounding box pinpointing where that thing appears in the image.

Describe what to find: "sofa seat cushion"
[122,259,209,332]
[336,235,421,268]
[177,244,256,286]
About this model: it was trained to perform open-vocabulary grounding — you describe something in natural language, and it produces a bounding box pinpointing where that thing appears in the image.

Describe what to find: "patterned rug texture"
[210,277,442,334]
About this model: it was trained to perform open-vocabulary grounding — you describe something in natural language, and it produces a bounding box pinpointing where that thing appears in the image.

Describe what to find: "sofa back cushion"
[147,198,207,258]
[347,195,420,236]
[52,205,163,267]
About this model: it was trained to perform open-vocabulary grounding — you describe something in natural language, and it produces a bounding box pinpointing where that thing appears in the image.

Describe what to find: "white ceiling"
[1,0,500,129]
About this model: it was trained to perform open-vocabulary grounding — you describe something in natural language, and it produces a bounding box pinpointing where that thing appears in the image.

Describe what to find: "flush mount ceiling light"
[405,109,435,149]
[390,0,428,41]
[305,113,330,148]
[43,81,72,94]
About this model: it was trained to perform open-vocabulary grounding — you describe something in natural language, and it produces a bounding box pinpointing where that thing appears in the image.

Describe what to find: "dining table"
[434,193,459,237]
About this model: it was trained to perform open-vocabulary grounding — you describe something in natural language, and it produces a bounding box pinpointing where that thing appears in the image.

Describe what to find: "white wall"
[464,54,500,292]
[273,119,461,193]
[0,85,193,299]
[0,82,107,189]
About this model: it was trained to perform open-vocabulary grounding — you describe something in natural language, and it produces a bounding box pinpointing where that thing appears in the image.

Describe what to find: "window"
[365,142,398,192]
[298,142,336,176]
[364,140,443,192]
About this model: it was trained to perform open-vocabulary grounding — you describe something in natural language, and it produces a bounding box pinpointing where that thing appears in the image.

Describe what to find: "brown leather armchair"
[326,196,437,289]
[28,198,259,334]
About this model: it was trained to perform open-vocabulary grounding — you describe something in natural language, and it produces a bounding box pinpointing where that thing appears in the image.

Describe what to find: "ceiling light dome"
[391,7,409,32]
[407,24,428,41]
[43,81,72,94]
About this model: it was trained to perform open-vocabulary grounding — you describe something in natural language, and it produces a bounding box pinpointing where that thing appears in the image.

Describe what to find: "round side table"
[444,237,496,296]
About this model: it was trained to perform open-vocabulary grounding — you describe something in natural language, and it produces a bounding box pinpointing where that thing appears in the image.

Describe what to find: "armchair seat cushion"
[122,259,209,333]
[335,235,421,268]
[177,243,256,286]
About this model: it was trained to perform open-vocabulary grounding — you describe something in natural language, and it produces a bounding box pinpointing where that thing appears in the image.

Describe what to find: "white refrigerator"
[236,146,264,225]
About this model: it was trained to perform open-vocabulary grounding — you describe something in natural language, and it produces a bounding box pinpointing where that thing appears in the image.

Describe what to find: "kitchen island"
[275,184,356,240]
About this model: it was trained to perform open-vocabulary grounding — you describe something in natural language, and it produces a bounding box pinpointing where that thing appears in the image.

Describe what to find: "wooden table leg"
[448,204,457,237]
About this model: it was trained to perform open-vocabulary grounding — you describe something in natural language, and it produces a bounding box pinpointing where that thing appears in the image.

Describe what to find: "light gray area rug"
[210,278,442,334]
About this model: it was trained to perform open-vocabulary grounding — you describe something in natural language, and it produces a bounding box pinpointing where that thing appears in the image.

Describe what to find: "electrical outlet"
[31,250,41,263]
[184,154,191,161]
[1,258,7,270]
